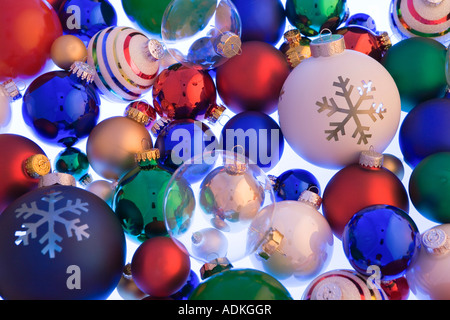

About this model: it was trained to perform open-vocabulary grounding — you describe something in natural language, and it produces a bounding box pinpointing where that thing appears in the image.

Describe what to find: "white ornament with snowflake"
[278,34,401,169]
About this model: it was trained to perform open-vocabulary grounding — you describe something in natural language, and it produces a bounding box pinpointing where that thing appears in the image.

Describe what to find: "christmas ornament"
[0,172,126,300]
[381,37,447,112]
[161,0,242,70]
[87,26,164,102]
[117,263,147,300]
[336,25,392,62]
[409,152,450,223]
[86,111,153,181]
[58,0,118,44]
[0,134,51,214]
[22,67,100,148]
[220,111,284,172]
[121,0,172,36]
[0,80,22,133]
[113,148,173,243]
[230,0,286,45]
[322,148,409,239]
[131,236,191,297]
[279,29,312,69]
[285,0,348,37]
[302,269,388,300]
[0,0,62,81]
[48,0,66,11]
[188,269,293,300]
[278,33,402,169]
[269,168,320,202]
[406,224,450,300]
[381,276,410,300]
[216,41,290,115]
[345,13,377,32]
[152,63,224,121]
[50,35,88,70]
[251,190,334,284]
[170,270,200,300]
[446,45,450,86]
[164,150,275,278]
[54,146,91,185]
[155,119,218,174]
[84,179,114,206]
[399,98,450,168]
[124,100,157,129]
[382,153,405,180]
[342,204,420,281]
[389,0,450,44]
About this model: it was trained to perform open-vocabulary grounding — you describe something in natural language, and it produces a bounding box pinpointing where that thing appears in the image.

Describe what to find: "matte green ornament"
[121,0,172,36]
[381,37,447,113]
[188,269,293,300]
[409,152,450,224]
[285,0,348,37]
[54,147,91,185]
[113,149,173,243]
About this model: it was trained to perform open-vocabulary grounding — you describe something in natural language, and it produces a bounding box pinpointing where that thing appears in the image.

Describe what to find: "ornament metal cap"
[205,104,226,124]
[151,117,172,136]
[146,39,165,61]
[224,147,248,175]
[24,154,51,179]
[298,188,322,209]
[257,228,284,260]
[377,31,392,52]
[215,31,242,58]
[310,30,345,58]
[200,257,233,280]
[314,282,343,300]
[135,148,160,163]
[284,29,302,46]
[69,61,95,83]
[359,146,384,168]
[124,104,152,126]
[422,228,450,255]
[38,172,76,187]
[1,79,22,101]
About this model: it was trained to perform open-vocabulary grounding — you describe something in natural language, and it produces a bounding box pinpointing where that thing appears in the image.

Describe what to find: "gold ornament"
[382,153,405,180]
[51,35,88,70]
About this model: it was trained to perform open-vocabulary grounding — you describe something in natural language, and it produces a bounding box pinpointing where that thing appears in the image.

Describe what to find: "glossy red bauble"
[381,276,410,300]
[216,41,290,115]
[0,0,62,81]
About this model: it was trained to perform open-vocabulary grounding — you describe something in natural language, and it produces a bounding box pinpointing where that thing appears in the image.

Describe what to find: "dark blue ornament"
[220,111,284,172]
[271,169,320,202]
[231,0,286,45]
[399,98,450,168]
[345,13,377,32]
[155,119,218,175]
[58,0,118,44]
[22,70,100,148]
[342,205,420,281]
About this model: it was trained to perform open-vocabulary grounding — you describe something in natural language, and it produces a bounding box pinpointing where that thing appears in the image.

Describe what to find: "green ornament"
[285,0,348,37]
[54,147,91,185]
[188,269,293,300]
[113,148,173,243]
[121,0,172,36]
[409,152,450,224]
[381,37,447,113]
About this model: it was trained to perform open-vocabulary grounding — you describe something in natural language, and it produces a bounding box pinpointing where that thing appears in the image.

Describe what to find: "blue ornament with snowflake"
[278,33,402,169]
[0,173,125,300]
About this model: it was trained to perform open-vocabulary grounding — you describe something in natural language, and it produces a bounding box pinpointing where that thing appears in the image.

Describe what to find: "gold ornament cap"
[135,147,160,163]
[146,39,165,61]
[310,31,345,58]
[298,189,322,209]
[69,61,95,83]
[205,104,226,124]
[38,172,76,187]
[200,257,233,280]
[359,147,384,168]
[151,117,172,136]
[422,228,450,255]
[257,228,284,260]
[1,79,22,101]
[284,29,302,46]
[124,105,151,126]
[215,31,242,58]
[377,32,392,51]
[24,154,51,178]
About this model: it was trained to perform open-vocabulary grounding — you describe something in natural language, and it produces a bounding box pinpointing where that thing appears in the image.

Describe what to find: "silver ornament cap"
[359,147,384,168]
[146,39,165,61]
[422,228,450,255]
[69,61,96,83]
[310,30,345,58]
[298,189,322,209]
[39,172,76,187]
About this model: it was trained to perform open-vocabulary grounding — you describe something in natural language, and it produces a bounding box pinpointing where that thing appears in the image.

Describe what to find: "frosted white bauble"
[278,34,401,169]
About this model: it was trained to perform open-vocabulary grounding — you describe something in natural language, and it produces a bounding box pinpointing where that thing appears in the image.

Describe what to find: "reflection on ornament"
[279,29,312,69]
[345,13,377,32]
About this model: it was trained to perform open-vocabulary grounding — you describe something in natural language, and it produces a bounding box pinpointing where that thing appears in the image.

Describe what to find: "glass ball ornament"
[279,29,312,69]
[163,150,276,278]
[342,204,420,281]
[161,0,242,70]
[345,13,377,32]
[54,146,91,185]
[269,168,321,202]
[278,33,402,169]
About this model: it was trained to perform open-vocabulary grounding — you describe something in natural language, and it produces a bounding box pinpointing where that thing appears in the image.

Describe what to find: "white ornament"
[278,34,401,169]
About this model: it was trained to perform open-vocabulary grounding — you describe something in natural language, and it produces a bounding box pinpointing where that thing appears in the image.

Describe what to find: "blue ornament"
[155,119,218,175]
[220,111,284,172]
[345,13,377,33]
[399,98,450,168]
[170,270,200,300]
[22,70,100,147]
[342,204,420,281]
[230,0,286,45]
[271,169,320,202]
[58,0,118,44]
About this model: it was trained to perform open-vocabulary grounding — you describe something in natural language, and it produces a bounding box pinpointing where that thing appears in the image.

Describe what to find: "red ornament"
[381,276,410,300]
[0,134,51,214]
[216,41,291,115]
[152,63,219,121]
[336,26,392,62]
[124,101,158,128]
[322,149,409,239]
[46,0,65,11]
[131,236,191,297]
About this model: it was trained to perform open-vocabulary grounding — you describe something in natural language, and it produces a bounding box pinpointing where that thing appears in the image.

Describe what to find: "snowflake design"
[316,76,387,145]
[14,191,90,259]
